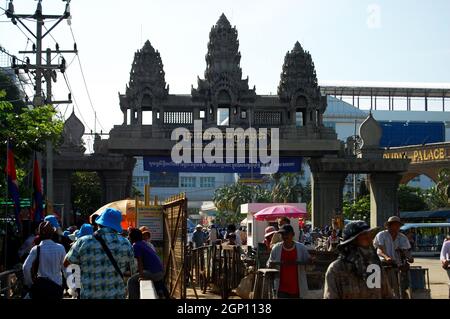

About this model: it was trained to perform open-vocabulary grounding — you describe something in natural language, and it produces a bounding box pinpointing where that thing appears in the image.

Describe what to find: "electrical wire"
[62,71,93,132]
[69,24,105,132]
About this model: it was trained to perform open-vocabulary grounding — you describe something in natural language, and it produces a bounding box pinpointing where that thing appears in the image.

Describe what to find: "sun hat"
[339,221,378,246]
[44,215,60,229]
[95,208,123,233]
[264,226,277,238]
[77,224,94,239]
[385,216,403,226]
[139,226,151,235]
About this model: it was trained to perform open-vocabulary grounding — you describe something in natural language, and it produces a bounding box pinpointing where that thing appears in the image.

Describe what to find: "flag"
[31,153,44,223]
[6,141,21,227]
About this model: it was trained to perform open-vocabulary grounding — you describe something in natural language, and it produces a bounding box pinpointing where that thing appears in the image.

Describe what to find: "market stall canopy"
[254,204,307,221]
[91,199,144,229]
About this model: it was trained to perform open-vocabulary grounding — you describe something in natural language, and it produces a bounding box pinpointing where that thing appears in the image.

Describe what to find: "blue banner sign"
[143,157,302,174]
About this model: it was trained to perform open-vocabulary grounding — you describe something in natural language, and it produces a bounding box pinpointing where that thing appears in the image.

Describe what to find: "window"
[412,176,421,182]
[200,110,206,119]
[296,111,304,127]
[241,110,247,119]
[133,176,149,189]
[142,111,152,125]
[200,177,215,188]
[180,176,196,188]
[217,108,230,126]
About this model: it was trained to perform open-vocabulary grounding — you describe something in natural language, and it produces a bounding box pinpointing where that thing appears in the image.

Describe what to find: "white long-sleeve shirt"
[441,240,450,262]
[23,239,66,287]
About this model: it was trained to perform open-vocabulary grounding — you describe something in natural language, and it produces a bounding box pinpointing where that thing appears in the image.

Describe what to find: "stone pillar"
[53,170,73,227]
[369,173,402,228]
[100,170,134,204]
[311,171,346,228]
[123,110,128,125]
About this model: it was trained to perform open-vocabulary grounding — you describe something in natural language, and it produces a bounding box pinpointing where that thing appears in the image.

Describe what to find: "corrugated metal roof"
[324,96,368,119]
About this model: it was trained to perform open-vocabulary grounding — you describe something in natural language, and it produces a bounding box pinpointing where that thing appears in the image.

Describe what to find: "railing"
[188,244,246,299]
[0,269,24,299]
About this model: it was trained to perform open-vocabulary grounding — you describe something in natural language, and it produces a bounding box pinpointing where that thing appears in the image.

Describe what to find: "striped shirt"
[23,239,66,287]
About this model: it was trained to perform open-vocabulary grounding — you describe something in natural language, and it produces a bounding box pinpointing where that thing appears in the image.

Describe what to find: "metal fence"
[188,244,246,299]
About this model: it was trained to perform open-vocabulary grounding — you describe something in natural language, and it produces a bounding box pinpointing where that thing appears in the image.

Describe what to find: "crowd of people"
[190,223,247,248]
[19,208,169,299]
[256,215,450,299]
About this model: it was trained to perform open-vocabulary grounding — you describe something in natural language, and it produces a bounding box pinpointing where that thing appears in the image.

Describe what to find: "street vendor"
[324,221,393,299]
[267,224,311,299]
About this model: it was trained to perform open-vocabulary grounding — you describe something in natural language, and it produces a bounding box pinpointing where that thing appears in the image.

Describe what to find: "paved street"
[414,257,449,299]
[187,257,449,299]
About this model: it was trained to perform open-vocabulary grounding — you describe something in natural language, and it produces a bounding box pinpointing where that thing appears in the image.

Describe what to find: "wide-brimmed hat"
[196,224,203,229]
[95,208,123,233]
[264,226,277,238]
[339,221,378,246]
[385,216,403,227]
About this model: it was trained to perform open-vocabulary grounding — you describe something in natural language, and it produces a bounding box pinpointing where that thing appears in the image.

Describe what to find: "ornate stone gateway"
[48,14,410,228]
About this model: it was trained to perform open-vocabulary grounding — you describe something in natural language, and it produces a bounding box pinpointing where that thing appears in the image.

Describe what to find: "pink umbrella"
[254,205,307,221]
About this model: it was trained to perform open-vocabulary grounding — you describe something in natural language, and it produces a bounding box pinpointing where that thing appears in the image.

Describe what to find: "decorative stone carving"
[359,113,382,149]
[278,41,327,126]
[192,14,256,105]
[60,110,86,154]
[120,40,169,125]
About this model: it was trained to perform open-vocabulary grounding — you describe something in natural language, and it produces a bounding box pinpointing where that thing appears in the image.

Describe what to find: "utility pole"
[6,0,77,214]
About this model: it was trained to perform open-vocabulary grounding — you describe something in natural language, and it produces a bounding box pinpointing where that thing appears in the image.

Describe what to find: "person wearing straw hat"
[324,221,393,299]
[373,216,413,299]
[64,208,136,299]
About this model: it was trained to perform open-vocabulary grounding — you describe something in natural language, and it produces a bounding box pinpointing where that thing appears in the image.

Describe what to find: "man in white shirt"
[373,216,413,299]
[23,221,66,299]
[440,237,450,299]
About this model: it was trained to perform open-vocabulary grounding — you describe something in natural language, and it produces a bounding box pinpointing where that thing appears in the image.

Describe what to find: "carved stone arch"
[213,86,236,107]
[400,171,439,185]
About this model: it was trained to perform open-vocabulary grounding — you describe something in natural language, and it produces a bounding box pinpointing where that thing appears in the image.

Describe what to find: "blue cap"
[62,230,70,237]
[44,215,60,229]
[76,223,94,239]
[95,208,123,233]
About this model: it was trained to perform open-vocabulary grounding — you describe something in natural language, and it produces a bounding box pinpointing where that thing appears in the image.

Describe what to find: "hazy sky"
[2,0,450,150]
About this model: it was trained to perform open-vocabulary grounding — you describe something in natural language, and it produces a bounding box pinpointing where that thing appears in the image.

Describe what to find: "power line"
[62,71,93,132]
[69,24,105,132]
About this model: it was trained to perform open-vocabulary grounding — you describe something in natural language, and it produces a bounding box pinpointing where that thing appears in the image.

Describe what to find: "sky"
[1,0,450,151]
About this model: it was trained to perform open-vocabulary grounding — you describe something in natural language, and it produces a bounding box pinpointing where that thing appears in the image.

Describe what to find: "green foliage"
[71,172,102,222]
[0,89,64,199]
[213,172,307,224]
[398,185,428,212]
[0,90,64,164]
[422,169,450,210]
[343,195,370,222]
